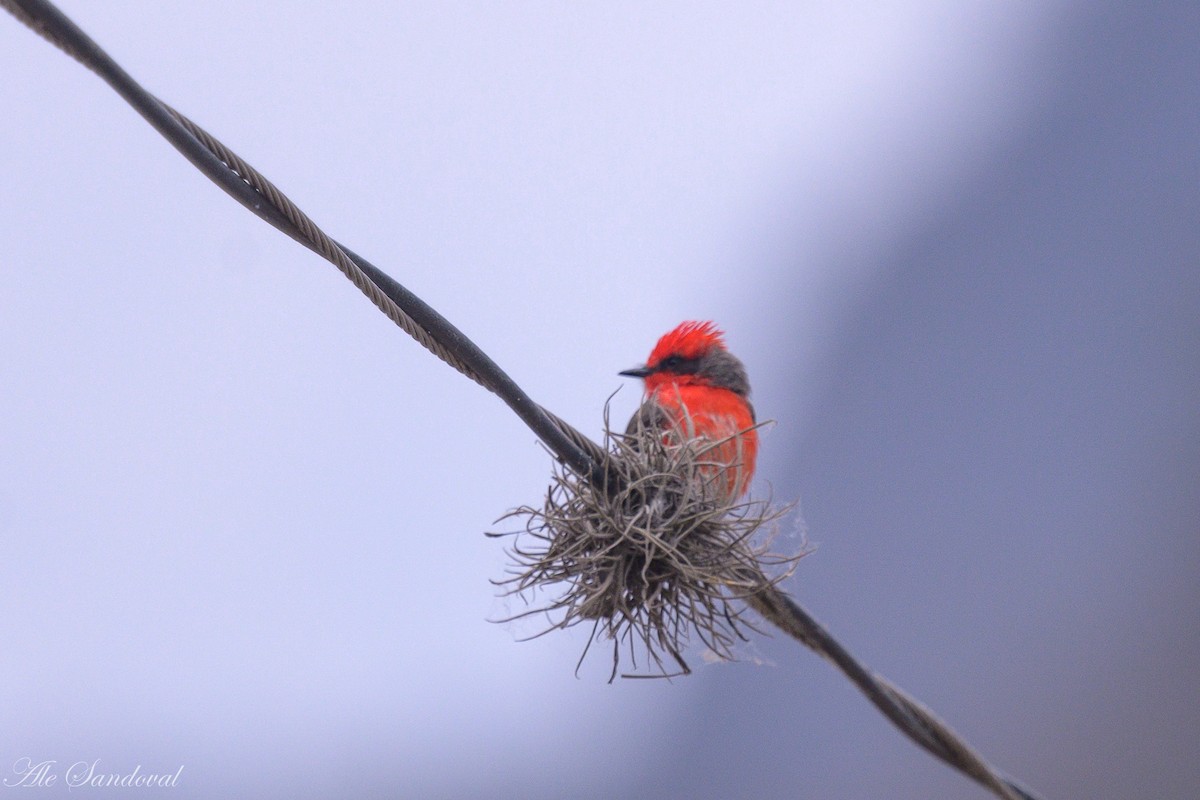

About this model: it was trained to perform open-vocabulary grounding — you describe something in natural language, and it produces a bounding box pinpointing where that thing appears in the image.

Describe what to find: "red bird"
[620,321,758,500]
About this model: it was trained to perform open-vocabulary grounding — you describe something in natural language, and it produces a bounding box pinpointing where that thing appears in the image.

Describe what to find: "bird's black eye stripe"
[657,354,700,374]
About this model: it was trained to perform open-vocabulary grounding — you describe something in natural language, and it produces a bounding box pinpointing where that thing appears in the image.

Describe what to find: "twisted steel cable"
[3,2,1046,798]
[745,583,1037,800]
[1,0,603,486]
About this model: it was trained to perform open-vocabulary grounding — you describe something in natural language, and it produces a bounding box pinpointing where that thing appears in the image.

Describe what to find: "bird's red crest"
[648,320,727,365]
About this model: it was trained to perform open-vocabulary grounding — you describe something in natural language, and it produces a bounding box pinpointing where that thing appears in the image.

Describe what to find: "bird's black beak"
[619,365,652,379]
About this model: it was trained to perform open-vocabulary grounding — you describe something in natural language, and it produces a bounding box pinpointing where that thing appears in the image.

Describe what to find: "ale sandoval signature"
[4,759,183,789]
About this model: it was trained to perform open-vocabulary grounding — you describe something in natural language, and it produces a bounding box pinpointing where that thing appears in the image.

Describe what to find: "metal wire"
[744,580,1040,800]
[0,0,603,487]
[3,2,1048,799]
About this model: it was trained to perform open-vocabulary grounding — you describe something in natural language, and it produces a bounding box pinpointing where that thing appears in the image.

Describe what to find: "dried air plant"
[491,407,808,681]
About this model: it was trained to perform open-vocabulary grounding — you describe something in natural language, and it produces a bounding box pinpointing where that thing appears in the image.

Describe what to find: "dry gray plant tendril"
[490,409,806,682]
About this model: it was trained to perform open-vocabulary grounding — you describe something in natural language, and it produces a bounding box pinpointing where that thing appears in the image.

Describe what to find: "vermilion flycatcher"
[620,321,757,500]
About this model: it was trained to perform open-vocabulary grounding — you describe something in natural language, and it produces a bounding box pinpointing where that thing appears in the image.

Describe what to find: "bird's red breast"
[645,383,758,500]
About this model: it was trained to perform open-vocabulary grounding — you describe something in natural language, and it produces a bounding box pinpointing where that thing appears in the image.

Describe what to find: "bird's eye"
[660,355,683,369]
